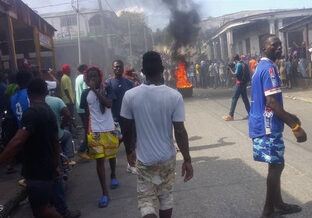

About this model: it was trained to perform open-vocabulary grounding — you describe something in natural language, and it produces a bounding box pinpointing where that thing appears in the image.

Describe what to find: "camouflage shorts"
[137,157,176,217]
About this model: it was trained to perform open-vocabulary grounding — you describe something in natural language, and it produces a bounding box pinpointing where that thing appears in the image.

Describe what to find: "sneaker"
[63,209,81,218]
[126,164,138,175]
[78,152,90,160]
[18,178,26,187]
[64,160,76,166]
[222,115,234,121]
[242,115,249,120]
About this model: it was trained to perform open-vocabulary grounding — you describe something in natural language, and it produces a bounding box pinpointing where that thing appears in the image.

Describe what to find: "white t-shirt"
[120,84,185,166]
[87,90,114,133]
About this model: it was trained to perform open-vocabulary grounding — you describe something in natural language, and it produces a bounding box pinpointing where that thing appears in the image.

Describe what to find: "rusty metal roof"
[0,0,56,36]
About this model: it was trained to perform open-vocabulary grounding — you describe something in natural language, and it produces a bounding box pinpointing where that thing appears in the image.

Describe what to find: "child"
[80,66,119,208]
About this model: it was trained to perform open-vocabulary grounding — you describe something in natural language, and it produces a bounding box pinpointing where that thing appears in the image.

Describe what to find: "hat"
[62,64,71,75]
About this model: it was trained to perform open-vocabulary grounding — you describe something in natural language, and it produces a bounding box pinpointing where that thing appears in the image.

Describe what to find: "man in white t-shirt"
[121,51,193,218]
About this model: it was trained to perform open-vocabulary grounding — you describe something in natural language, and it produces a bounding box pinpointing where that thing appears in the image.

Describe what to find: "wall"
[232,21,269,56]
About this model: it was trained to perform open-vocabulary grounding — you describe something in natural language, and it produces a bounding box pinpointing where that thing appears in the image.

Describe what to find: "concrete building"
[41,9,124,72]
[41,9,153,72]
[0,0,56,72]
[201,8,312,64]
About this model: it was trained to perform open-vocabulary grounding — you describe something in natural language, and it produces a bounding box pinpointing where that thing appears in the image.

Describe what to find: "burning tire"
[178,87,193,98]
[175,61,193,98]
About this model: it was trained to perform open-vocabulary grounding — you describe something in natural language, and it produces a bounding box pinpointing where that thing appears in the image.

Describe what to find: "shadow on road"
[190,137,235,151]
[174,156,306,218]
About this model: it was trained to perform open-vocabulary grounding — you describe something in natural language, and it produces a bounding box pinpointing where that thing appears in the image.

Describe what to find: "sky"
[23,0,312,30]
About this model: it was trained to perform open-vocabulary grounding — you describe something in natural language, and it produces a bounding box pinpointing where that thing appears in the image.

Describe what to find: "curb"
[0,187,27,218]
[284,95,312,103]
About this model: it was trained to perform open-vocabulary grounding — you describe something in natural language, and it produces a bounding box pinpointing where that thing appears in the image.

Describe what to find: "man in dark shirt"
[105,60,134,185]
[0,79,62,218]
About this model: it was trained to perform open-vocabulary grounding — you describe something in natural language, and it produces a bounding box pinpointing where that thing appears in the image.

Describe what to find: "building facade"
[0,0,56,72]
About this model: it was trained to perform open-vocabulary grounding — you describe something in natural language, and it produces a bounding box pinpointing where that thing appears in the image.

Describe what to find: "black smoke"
[162,0,200,61]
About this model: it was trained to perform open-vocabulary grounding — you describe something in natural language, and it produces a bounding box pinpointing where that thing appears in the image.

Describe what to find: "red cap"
[62,64,71,75]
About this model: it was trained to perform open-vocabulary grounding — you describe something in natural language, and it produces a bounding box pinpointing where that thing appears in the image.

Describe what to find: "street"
[11,88,312,218]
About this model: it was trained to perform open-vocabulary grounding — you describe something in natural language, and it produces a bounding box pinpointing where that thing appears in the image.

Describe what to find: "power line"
[32,0,93,9]
[103,0,115,13]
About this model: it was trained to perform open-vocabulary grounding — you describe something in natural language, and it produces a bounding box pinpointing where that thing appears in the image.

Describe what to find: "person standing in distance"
[106,60,134,180]
[121,51,193,218]
[249,35,307,218]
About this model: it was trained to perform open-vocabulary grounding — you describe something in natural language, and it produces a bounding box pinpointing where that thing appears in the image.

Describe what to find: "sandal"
[110,178,119,189]
[98,196,109,208]
[275,204,302,215]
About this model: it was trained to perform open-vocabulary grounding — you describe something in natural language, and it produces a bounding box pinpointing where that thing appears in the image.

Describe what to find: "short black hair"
[112,60,123,66]
[16,71,33,88]
[142,51,163,77]
[233,54,240,61]
[262,34,279,49]
[27,78,48,98]
[77,64,88,73]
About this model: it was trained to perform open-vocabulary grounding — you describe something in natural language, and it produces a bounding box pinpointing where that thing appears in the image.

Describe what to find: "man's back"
[60,74,74,104]
[21,102,58,180]
[10,89,29,127]
[121,84,185,166]
[45,95,66,139]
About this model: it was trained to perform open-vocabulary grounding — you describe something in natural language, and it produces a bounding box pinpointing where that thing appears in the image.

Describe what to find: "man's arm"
[121,117,136,166]
[60,107,71,128]
[173,122,193,182]
[64,90,73,105]
[0,129,29,164]
[266,95,307,142]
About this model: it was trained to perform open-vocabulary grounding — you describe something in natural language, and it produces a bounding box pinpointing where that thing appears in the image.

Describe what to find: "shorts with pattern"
[252,132,285,164]
[137,157,176,217]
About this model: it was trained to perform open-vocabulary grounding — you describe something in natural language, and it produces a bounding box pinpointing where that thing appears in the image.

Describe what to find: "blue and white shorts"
[252,132,285,164]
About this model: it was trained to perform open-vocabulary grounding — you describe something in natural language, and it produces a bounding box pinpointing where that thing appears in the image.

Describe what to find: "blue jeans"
[229,83,250,117]
[60,130,74,158]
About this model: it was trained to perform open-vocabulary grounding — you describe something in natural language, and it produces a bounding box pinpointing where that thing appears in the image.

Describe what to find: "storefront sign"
[39,32,52,49]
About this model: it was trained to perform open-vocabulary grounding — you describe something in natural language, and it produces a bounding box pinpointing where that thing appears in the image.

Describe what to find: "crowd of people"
[0,35,309,218]
[0,52,193,218]
[162,40,312,90]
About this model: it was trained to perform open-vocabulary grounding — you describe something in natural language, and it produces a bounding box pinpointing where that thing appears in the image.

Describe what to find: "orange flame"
[175,61,193,89]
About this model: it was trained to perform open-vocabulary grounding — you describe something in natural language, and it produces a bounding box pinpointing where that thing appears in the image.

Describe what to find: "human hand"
[181,161,193,182]
[127,150,136,167]
[293,127,307,143]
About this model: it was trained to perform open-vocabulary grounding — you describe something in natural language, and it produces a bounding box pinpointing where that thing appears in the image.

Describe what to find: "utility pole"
[128,19,133,67]
[97,0,110,71]
[72,0,81,64]
[143,25,147,52]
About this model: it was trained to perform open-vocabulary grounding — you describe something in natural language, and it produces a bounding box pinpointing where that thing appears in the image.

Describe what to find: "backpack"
[240,61,251,84]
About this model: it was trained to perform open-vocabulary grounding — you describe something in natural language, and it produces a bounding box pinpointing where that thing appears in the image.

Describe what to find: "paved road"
[11,88,312,218]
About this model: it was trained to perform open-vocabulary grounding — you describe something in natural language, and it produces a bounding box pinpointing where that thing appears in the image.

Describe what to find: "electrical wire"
[32,0,93,9]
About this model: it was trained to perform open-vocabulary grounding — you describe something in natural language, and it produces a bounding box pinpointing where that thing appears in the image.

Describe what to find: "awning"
[211,20,252,40]
[279,15,312,32]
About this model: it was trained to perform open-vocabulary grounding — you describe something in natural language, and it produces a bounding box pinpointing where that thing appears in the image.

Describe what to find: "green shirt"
[45,95,66,139]
[60,74,75,104]
[75,74,88,113]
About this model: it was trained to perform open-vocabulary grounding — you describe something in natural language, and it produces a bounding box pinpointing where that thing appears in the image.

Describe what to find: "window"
[60,15,77,27]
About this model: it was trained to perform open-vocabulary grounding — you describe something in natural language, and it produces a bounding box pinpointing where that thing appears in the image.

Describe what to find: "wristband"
[291,124,300,132]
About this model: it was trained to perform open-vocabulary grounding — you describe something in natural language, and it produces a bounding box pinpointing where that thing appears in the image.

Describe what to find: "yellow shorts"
[137,158,176,217]
[87,132,119,159]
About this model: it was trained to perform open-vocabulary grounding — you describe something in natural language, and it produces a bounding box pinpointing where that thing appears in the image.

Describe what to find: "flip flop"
[275,204,302,215]
[110,178,119,189]
[98,196,109,208]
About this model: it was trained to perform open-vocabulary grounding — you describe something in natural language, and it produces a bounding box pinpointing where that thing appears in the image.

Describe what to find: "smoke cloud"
[162,0,200,61]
